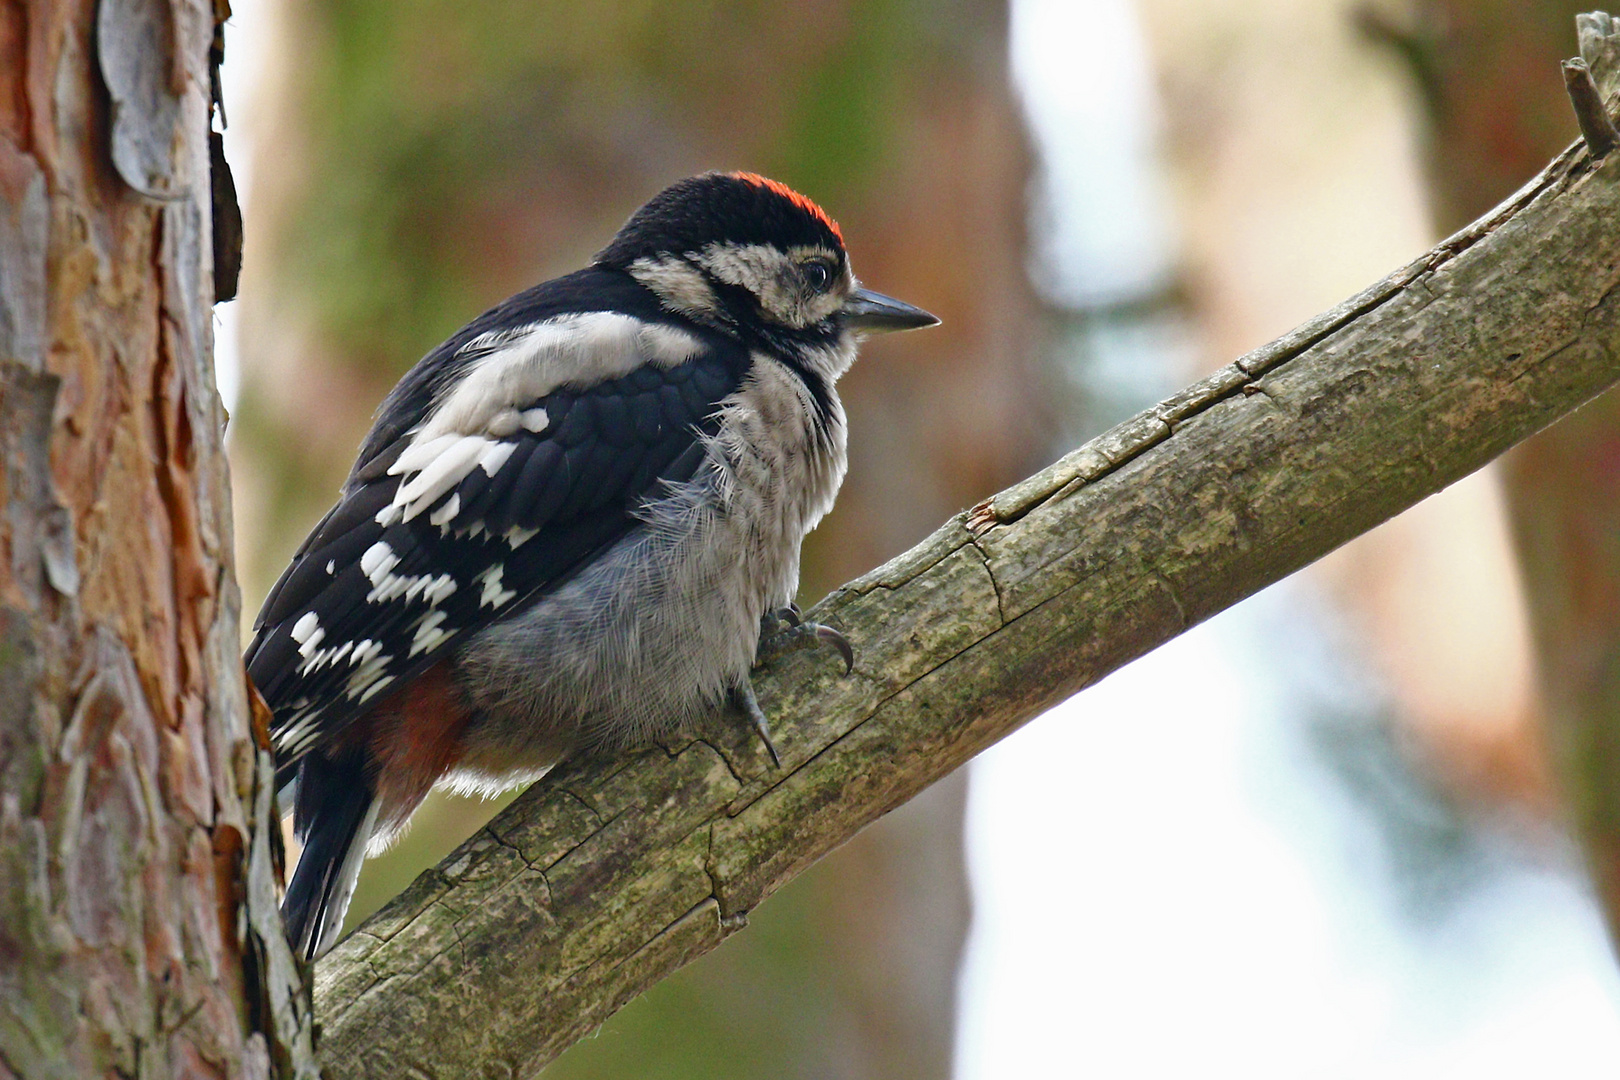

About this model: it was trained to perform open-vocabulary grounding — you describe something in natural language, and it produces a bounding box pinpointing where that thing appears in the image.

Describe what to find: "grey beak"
[841,288,940,333]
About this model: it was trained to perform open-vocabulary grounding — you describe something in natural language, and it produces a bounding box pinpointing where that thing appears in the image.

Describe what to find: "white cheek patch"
[697,242,843,328]
[698,242,781,302]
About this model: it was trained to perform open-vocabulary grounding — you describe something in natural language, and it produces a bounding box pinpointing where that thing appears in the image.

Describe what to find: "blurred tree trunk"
[234,1,1041,1076]
[1379,0,1620,942]
[0,1,313,1076]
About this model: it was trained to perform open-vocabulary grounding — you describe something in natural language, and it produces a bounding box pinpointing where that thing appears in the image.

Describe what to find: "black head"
[595,172,937,349]
[597,172,847,269]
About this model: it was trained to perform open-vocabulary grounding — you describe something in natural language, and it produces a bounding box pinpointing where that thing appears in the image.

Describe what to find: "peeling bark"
[316,123,1620,1075]
[0,1,313,1077]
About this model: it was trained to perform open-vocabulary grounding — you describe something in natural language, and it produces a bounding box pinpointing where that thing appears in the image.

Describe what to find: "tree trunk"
[0,1,313,1076]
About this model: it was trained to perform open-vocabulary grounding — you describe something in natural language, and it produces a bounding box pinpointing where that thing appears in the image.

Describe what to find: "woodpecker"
[246,171,938,961]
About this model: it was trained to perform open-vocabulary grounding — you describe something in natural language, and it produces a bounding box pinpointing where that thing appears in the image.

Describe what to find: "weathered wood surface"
[316,134,1620,1076]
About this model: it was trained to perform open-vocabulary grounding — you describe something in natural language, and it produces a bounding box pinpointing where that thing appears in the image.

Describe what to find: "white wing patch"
[419,311,699,443]
[381,313,695,527]
[274,712,323,758]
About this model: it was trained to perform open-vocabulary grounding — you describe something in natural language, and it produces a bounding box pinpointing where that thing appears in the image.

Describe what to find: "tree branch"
[314,137,1620,1075]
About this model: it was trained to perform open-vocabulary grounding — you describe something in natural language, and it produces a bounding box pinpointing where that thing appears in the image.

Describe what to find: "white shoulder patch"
[380,311,701,524]
[423,312,698,441]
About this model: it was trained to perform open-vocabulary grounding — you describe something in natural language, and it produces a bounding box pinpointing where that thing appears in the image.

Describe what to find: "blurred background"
[217,0,1620,1075]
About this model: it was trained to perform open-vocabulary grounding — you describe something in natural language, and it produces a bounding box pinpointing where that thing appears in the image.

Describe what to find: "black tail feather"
[282,752,374,962]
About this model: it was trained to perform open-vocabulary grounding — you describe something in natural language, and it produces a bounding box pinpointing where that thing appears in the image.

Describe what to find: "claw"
[728,679,781,769]
[814,624,854,674]
[756,607,855,675]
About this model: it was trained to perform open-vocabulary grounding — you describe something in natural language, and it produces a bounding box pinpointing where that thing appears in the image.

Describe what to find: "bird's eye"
[803,260,833,292]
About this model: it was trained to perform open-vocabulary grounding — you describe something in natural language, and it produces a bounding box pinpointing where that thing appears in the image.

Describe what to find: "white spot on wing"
[389,433,460,478]
[394,437,487,521]
[356,673,395,704]
[477,441,515,476]
[408,608,455,657]
[361,542,398,584]
[291,611,321,645]
[636,323,702,364]
[505,526,537,549]
[275,712,323,756]
[520,407,549,433]
[429,492,461,528]
[297,628,326,660]
[361,537,460,605]
[476,564,517,609]
[299,638,355,676]
[345,643,390,699]
[422,574,457,606]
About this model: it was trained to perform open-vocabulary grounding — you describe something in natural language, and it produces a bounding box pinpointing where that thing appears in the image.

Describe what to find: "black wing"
[246,292,745,774]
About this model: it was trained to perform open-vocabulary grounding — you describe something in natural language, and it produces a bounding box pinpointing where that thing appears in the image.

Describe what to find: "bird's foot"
[755,604,853,674]
[727,678,781,769]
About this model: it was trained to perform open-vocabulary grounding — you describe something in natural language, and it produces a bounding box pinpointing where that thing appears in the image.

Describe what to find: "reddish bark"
[0,1,312,1076]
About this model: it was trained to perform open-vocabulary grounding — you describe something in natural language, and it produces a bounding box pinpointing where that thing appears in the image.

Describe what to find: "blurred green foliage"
[275,0,935,384]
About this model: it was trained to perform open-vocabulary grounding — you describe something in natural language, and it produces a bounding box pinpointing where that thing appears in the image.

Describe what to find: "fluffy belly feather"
[449,355,847,790]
